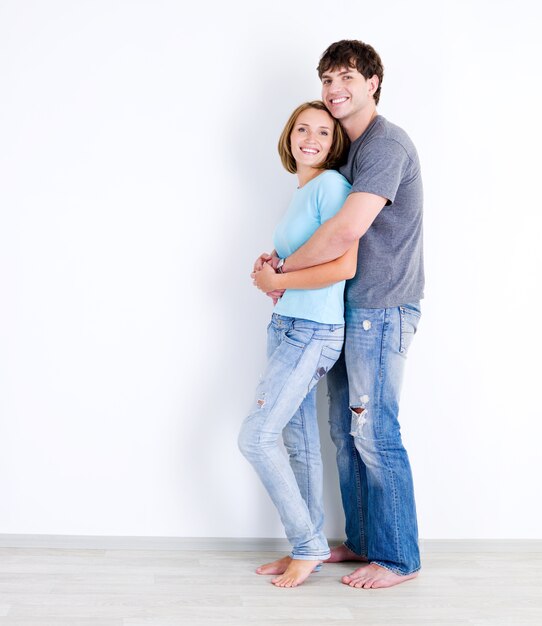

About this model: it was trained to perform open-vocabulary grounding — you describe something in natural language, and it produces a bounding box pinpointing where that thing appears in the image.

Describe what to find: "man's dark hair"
[317,40,384,105]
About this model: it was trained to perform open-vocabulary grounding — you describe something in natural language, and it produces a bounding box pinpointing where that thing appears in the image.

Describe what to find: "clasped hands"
[251,252,286,304]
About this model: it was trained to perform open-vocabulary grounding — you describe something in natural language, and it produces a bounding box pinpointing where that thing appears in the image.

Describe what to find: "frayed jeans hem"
[370,560,421,576]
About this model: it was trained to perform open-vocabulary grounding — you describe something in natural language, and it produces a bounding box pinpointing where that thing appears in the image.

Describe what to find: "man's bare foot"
[342,563,418,589]
[325,544,368,563]
[256,555,292,575]
[272,559,321,588]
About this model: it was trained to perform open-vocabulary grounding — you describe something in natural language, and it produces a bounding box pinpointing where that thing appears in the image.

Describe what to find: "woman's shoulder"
[316,169,351,191]
[313,170,351,201]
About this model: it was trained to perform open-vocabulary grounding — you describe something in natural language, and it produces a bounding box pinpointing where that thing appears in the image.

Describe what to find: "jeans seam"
[299,401,312,517]
[399,307,405,353]
[374,309,388,440]
[382,448,402,565]
[351,436,365,554]
[344,539,366,559]
[378,311,402,565]
[378,309,389,384]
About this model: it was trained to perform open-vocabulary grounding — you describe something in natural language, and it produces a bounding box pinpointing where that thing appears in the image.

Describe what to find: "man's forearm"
[281,192,387,273]
[283,217,353,272]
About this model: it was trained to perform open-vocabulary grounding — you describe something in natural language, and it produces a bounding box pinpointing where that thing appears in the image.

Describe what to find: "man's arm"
[282,192,387,273]
[252,241,359,293]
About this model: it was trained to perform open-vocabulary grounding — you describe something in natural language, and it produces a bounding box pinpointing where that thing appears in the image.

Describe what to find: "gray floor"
[0,541,541,625]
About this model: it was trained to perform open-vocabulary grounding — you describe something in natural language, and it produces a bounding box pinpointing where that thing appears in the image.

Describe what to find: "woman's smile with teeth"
[301,147,319,154]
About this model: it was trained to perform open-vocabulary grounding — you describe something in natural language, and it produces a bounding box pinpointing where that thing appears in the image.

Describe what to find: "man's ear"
[368,74,380,98]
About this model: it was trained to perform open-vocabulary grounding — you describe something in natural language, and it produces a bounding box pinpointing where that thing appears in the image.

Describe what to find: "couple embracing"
[239,39,424,590]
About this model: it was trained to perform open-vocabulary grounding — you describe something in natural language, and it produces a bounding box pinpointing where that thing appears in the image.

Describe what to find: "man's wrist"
[272,273,286,290]
[276,257,286,274]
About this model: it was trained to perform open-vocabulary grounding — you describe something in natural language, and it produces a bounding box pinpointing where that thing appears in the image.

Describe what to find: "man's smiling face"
[321,65,377,122]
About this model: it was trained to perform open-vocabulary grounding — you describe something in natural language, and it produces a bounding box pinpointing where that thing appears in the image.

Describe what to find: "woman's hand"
[253,250,279,272]
[251,261,280,293]
[267,289,285,305]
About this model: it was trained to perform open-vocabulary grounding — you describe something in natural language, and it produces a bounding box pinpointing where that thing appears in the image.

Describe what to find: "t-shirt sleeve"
[317,173,352,224]
[351,138,410,204]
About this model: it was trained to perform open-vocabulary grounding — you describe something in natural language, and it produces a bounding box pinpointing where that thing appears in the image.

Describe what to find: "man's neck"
[342,106,378,142]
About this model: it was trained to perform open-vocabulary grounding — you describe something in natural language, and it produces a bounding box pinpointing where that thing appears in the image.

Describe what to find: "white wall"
[1,0,541,540]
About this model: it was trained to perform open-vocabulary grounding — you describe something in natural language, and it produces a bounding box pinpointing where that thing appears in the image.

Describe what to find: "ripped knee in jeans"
[349,395,370,438]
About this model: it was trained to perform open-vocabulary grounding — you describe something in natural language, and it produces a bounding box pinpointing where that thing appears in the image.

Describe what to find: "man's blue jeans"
[238,314,344,560]
[327,303,422,575]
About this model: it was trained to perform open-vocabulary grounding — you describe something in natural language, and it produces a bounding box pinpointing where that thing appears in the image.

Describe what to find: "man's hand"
[253,250,279,272]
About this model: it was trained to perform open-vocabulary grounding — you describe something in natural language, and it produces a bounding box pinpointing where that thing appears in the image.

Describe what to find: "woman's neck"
[296,165,324,188]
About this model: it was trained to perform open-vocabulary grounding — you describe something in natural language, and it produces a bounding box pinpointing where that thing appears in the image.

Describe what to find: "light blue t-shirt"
[273,169,351,324]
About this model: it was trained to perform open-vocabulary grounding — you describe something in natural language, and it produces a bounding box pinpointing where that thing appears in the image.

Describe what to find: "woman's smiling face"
[289,107,335,170]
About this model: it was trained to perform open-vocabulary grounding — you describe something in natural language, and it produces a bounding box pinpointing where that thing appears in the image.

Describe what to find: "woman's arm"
[252,240,358,293]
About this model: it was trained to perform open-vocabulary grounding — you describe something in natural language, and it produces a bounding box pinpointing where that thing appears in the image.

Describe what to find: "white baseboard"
[0,534,540,552]
[0,535,292,551]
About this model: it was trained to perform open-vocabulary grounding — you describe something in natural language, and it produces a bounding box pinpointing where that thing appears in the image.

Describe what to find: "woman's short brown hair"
[277,101,349,174]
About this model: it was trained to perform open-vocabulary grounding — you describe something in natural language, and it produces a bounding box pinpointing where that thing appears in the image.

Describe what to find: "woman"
[238,101,358,588]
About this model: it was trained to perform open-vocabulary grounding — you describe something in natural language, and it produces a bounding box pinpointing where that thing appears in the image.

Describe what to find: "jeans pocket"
[284,327,313,349]
[312,344,343,383]
[320,344,342,362]
[399,304,421,355]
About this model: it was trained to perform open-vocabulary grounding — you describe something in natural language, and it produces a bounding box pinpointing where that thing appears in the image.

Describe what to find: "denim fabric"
[238,313,344,560]
[327,303,422,575]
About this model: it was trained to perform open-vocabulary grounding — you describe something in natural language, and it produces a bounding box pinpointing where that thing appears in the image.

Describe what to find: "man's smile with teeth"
[331,97,348,104]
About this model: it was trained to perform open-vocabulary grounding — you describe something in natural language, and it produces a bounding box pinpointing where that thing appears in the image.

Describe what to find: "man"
[254,39,424,589]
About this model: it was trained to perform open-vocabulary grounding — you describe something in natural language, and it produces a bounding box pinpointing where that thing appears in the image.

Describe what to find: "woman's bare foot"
[325,544,368,563]
[272,559,321,588]
[257,544,366,574]
[255,555,292,575]
[342,563,418,589]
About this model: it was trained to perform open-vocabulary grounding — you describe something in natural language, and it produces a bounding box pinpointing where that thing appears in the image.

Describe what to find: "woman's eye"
[320,131,329,136]
[298,127,306,132]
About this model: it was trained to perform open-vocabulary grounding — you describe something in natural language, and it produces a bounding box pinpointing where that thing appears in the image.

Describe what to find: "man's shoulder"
[349,116,418,166]
[368,116,416,154]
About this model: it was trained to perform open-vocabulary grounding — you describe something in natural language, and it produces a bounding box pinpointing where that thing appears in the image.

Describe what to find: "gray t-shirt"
[339,115,424,308]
